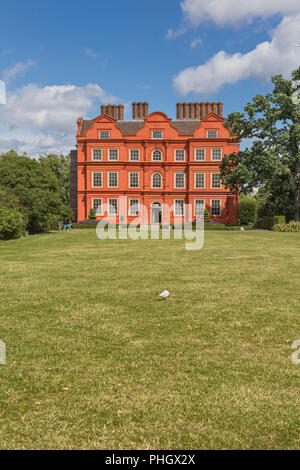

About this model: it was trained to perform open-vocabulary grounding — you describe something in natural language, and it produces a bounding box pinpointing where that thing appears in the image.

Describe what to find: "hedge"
[273,221,300,232]
[238,197,257,225]
[254,215,286,230]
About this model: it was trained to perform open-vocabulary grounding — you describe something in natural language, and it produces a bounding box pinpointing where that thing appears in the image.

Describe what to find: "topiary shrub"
[273,221,300,232]
[0,206,26,240]
[88,208,97,220]
[238,197,257,225]
[204,208,211,223]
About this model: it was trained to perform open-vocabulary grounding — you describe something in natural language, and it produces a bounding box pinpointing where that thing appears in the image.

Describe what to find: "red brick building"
[70,102,239,224]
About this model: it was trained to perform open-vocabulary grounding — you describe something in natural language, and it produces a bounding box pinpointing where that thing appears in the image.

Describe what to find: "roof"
[79,119,201,137]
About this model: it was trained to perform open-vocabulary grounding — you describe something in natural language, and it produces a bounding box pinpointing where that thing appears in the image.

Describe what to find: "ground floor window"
[108,198,118,215]
[211,199,221,216]
[129,199,139,216]
[174,199,184,216]
[92,198,102,215]
[194,199,205,216]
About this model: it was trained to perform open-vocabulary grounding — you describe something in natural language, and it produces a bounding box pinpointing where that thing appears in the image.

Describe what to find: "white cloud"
[173,14,300,95]
[180,0,300,27]
[83,48,99,59]
[0,83,119,156]
[190,38,202,49]
[2,60,36,85]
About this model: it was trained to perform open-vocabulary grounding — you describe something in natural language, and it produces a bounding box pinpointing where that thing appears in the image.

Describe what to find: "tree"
[39,153,70,206]
[0,151,72,231]
[220,67,300,221]
[204,208,211,223]
[88,208,97,220]
[0,206,25,240]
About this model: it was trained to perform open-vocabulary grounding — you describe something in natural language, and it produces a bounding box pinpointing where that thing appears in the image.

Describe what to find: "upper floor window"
[152,149,162,161]
[152,173,162,188]
[195,149,206,161]
[211,199,221,216]
[195,173,205,189]
[211,149,222,161]
[93,198,102,215]
[211,173,221,188]
[207,130,218,138]
[108,198,118,215]
[99,131,110,139]
[129,199,139,216]
[108,149,119,161]
[108,172,118,188]
[129,172,139,188]
[130,149,140,161]
[152,131,163,139]
[174,199,184,216]
[92,149,102,161]
[195,199,205,217]
[92,172,102,188]
[175,149,185,161]
[175,173,185,188]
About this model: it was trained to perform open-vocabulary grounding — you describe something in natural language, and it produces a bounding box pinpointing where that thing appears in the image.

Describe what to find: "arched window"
[152,173,162,188]
[152,150,162,161]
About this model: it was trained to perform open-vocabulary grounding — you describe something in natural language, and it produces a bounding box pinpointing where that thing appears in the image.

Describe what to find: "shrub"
[88,208,97,220]
[0,206,26,240]
[273,221,300,232]
[238,197,257,225]
[255,215,286,229]
[204,208,211,222]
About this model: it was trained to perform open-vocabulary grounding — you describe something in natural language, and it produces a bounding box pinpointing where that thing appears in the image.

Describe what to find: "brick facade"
[71,103,239,225]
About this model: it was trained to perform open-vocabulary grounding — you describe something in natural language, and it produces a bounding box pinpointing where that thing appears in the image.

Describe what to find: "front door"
[151,203,162,224]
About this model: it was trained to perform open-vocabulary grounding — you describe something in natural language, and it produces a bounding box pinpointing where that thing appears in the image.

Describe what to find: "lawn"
[0,229,300,450]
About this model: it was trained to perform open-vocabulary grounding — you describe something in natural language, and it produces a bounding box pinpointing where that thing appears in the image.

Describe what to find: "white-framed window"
[152,149,162,161]
[92,198,103,215]
[108,172,118,188]
[129,172,139,188]
[92,172,102,188]
[108,149,119,161]
[195,148,206,161]
[174,173,185,188]
[211,148,222,161]
[152,130,163,139]
[194,199,205,217]
[108,198,118,215]
[207,130,218,138]
[211,199,221,216]
[129,149,140,161]
[174,199,184,216]
[211,173,221,189]
[99,131,110,139]
[92,149,102,161]
[152,172,162,188]
[129,199,139,216]
[175,149,185,161]
[195,173,205,189]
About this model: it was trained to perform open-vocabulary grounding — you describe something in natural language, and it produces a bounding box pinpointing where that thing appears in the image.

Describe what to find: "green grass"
[0,229,300,449]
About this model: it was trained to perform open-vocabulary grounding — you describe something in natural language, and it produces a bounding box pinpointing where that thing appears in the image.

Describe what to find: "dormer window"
[152,131,163,139]
[99,131,110,139]
[207,130,218,138]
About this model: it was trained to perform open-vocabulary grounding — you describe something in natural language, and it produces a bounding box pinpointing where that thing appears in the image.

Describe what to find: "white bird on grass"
[159,289,169,299]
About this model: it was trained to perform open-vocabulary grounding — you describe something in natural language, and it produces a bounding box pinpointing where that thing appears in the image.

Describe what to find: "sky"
[0,0,299,156]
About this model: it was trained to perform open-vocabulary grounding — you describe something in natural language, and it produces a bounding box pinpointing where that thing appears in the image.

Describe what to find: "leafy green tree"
[39,153,70,206]
[0,151,71,231]
[220,67,300,221]
[0,206,25,239]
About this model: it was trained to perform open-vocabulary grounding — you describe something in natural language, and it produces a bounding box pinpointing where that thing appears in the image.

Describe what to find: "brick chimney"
[176,102,224,119]
[132,102,149,120]
[100,104,124,120]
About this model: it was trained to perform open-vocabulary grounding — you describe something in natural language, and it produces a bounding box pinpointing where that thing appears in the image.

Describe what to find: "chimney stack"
[117,104,124,120]
[132,102,149,120]
[100,104,124,120]
[175,101,224,120]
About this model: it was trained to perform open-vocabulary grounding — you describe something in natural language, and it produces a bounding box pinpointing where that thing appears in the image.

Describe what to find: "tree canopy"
[220,67,300,221]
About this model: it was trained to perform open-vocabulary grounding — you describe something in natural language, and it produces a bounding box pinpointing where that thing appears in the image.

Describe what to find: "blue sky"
[0,0,299,155]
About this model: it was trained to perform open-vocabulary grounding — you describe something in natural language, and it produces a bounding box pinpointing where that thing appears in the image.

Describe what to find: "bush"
[238,197,257,225]
[0,206,26,240]
[255,215,286,229]
[204,208,210,222]
[88,208,97,220]
[273,221,300,232]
